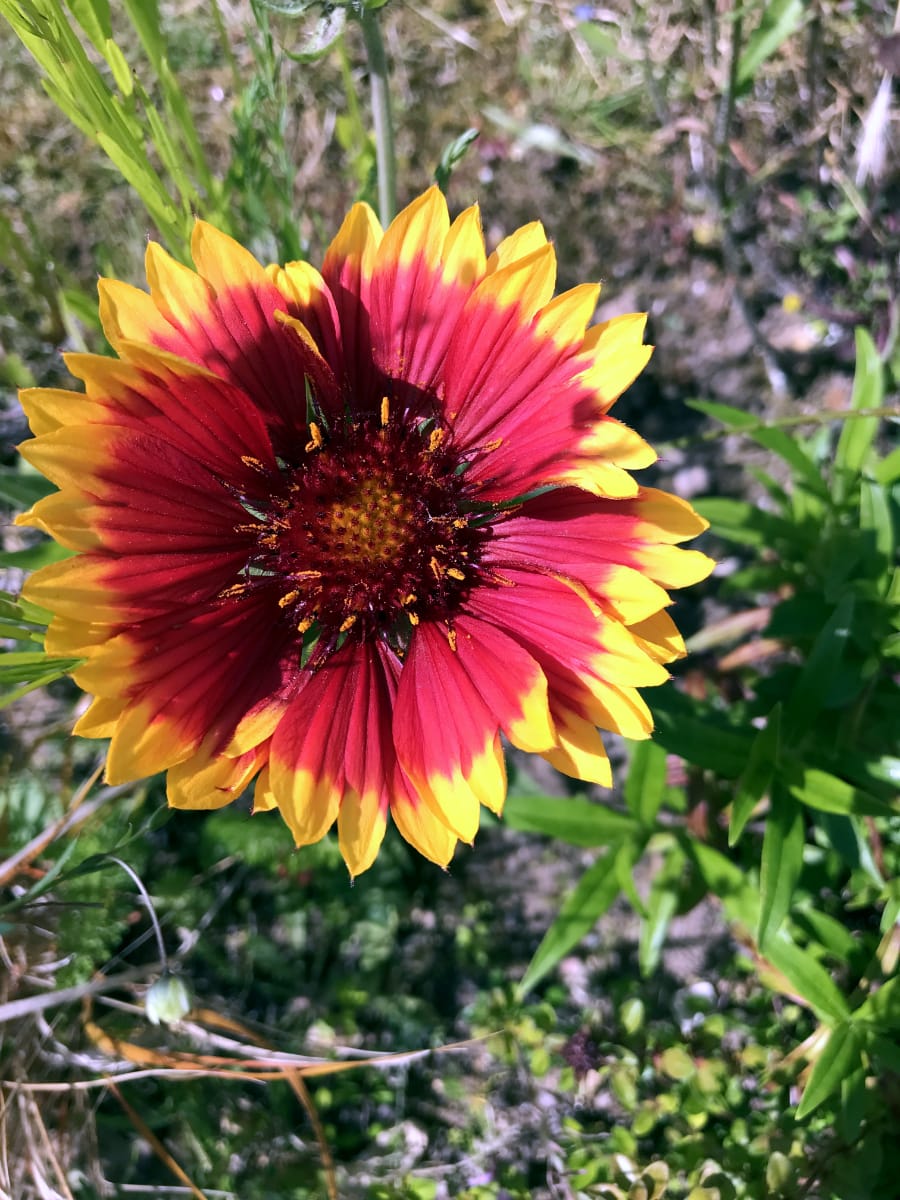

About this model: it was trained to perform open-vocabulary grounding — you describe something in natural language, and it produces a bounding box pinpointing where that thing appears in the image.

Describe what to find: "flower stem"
[663,405,900,450]
[359,6,397,226]
[109,856,168,971]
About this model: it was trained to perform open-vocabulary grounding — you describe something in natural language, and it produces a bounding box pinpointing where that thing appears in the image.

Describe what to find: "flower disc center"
[311,473,414,573]
[258,420,490,654]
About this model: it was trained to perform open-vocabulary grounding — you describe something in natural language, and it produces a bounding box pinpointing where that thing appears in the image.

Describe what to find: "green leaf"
[120,0,214,198]
[882,893,900,935]
[751,427,827,496]
[0,592,52,627]
[0,541,72,570]
[786,767,897,820]
[835,328,883,478]
[686,399,756,429]
[687,401,825,495]
[859,477,895,564]
[0,622,42,643]
[649,689,754,778]
[795,1021,862,1119]
[120,0,164,67]
[875,444,900,486]
[59,286,103,331]
[103,35,133,97]
[638,843,686,976]
[730,704,781,845]
[434,128,480,194]
[0,836,80,914]
[518,846,626,995]
[868,1033,900,1073]
[577,21,624,61]
[660,1045,695,1080]
[783,593,854,740]
[155,58,215,195]
[764,931,851,1024]
[0,670,76,710]
[681,838,759,931]
[65,0,112,51]
[736,0,805,91]
[794,906,862,967]
[503,792,640,845]
[683,838,747,896]
[614,837,648,918]
[750,464,791,509]
[0,594,47,644]
[757,785,804,949]
[140,86,200,209]
[0,469,56,508]
[692,497,794,549]
[95,130,185,251]
[0,651,82,686]
[813,811,884,886]
[854,975,900,1030]
[838,1067,867,1142]
[41,73,99,143]
[624,739,667,828]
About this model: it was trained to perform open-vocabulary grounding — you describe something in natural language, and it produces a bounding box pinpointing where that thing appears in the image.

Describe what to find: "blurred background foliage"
[0,0,898,1196]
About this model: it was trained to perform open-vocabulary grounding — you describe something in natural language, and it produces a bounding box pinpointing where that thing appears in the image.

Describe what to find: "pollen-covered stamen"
[246,416,491,652]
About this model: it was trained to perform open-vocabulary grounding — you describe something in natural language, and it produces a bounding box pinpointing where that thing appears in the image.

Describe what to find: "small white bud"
[145,974,191,1027]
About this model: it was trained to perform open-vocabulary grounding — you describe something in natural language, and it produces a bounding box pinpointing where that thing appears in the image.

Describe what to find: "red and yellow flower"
[17,188,712,875]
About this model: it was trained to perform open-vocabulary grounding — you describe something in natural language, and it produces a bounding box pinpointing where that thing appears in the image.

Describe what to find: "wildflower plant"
[1,1,899,1196]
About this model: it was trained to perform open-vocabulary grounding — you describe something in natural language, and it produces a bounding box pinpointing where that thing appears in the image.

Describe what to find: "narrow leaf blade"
[757,785,805,949]
[730,704,781,845]
[503,793,640,845]
[736,0,805,90]
[796,1021,862,1119]
[783,593,854,740]
[835,328,883,476]
[787,767,897,820]
[624,739,668,828]
[518,848,625,995]
[764,932,851,1024]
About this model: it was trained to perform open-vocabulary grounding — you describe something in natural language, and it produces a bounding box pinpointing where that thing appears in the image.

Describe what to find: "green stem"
[714,5,743,209]
[338,35,367,159]
[663,405,900,451]
[359,6,397,225]
[109,856,168,970]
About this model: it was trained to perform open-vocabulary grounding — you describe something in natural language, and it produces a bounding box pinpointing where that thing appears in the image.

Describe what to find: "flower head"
[18,188,712,875]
